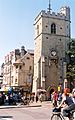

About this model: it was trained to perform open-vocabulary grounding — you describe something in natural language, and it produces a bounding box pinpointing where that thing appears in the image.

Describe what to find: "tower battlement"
[35,6,70,22]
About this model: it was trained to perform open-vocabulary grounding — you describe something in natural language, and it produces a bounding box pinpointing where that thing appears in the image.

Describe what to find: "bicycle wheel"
[51,114,62,120]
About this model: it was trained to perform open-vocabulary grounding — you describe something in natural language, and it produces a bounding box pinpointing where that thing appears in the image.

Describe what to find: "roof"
[13,59,23,65]
[27,49,34,55]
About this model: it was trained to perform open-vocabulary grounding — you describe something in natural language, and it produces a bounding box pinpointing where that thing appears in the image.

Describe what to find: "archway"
[46,86,56,100]
[50,88,54,94]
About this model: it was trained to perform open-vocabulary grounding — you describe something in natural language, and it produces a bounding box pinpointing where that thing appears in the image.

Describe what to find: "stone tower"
[32,4,71,94]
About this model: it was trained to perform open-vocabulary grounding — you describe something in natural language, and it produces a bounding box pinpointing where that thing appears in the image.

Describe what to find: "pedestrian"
[39,93,43,102]
[58,92,62,104]
[1,92,5,105]
[53,91,58,107]
[36,95,38,102]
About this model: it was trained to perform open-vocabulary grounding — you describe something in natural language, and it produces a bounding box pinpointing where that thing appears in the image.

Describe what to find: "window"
[37,25,39,35]
[46,25,48,28]
[15,79,17,83]
[59,39,61,41]
[20,66,22,69]
[29,66,32,71]
[60,27,62,29]
[27,57,30,59]
[45,57,47,59]
[46,37,48,39]
[16,65,18,69]
[51,23,56,34]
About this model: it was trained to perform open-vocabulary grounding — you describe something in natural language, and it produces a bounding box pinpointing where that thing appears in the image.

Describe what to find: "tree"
[66,39,75,90]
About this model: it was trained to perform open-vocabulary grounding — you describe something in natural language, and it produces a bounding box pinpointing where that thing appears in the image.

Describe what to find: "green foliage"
[66,39,75,86]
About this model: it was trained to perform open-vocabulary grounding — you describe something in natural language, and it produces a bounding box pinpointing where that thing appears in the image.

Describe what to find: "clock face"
[51,51,56,56]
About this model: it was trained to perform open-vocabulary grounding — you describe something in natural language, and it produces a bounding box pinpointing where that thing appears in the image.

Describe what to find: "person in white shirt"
[72,88,75,104]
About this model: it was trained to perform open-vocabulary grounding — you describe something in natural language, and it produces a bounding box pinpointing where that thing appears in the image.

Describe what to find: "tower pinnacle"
[48,0,52,12]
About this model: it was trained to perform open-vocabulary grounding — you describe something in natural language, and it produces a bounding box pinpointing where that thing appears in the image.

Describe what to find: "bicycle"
[51,111,65,120]
[51,108,75,120]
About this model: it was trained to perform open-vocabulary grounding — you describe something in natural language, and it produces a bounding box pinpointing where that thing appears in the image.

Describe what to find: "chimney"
[21,46,27,57]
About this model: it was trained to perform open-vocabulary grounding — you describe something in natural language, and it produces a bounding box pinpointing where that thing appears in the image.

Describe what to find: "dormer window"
[51,23,56,34]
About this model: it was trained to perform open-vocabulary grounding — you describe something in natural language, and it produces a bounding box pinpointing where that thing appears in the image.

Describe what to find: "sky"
[0,0,75,69]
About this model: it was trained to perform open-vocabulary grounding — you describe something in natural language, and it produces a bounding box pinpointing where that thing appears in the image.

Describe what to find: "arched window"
[51,23,56,34]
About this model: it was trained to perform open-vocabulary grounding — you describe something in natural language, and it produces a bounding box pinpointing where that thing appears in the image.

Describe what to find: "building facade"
[2,46,34,92]
[32,6,71,94]
[13,51,34,92]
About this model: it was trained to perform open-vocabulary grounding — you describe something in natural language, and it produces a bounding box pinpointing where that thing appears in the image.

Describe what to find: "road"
[0,105,53,120]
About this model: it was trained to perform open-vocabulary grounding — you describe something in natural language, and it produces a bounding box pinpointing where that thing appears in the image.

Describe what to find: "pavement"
[0,101,53,109]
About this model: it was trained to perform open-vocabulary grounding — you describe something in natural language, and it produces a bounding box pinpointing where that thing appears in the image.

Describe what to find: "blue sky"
[0,0,75,68]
